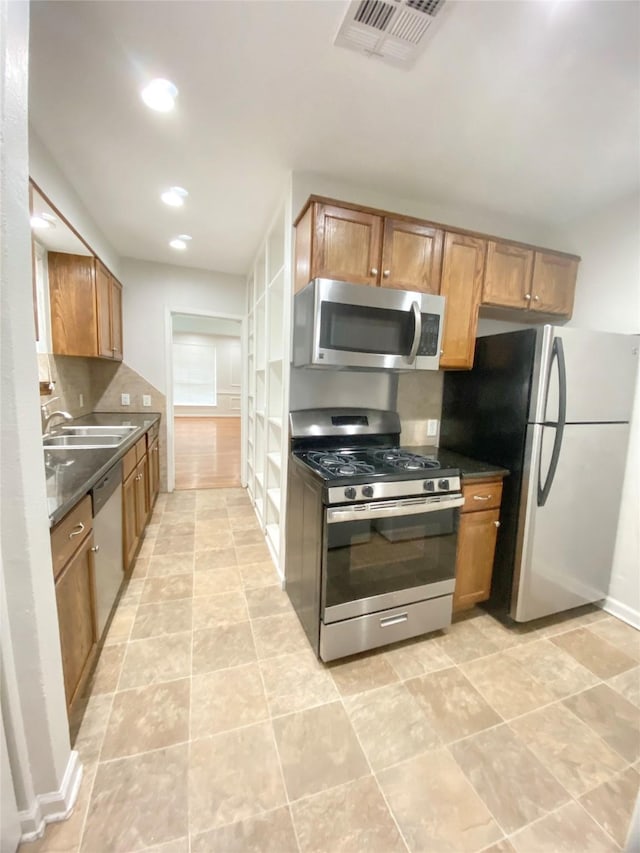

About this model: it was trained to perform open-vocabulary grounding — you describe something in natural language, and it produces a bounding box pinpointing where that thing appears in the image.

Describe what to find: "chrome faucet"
[42,399,73,435]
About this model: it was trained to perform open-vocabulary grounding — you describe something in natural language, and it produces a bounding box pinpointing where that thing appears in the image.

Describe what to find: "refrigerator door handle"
[537,337,567,507]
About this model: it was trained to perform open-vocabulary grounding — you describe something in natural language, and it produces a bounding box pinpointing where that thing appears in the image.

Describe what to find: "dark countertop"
[45,412,161,527]
[405,445,509,481]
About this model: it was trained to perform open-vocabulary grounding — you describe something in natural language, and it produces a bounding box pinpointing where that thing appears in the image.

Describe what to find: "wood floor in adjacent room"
[174,416,241,490]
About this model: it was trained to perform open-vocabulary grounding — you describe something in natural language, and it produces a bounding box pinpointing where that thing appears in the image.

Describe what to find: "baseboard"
[19,751,83,842]
[599,597,640,630]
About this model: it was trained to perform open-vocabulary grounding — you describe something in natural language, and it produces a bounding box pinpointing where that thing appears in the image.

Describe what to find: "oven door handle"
[327,495,464,524]
[405,301,422,366]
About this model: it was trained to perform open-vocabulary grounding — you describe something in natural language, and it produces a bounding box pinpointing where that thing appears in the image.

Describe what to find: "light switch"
[427,419,439,437]
[142,395,151,407]
[121,393,130,406]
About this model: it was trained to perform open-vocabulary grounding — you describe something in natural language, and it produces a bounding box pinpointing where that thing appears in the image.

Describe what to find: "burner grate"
[307,451,376,477]
[369,449,440,471]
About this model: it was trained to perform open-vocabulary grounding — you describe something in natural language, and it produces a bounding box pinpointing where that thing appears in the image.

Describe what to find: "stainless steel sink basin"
[43,433,130,449]
[61,426,138,436]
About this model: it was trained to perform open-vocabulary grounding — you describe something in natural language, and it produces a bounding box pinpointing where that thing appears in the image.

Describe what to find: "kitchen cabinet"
[148,436,160,508]
[439,232,486,370]
[50,495,97,715]
[48,252,123,361]
[294,200,442,294]
[453,478,503,613]
[122,434,155,572]
[482,242,577,317]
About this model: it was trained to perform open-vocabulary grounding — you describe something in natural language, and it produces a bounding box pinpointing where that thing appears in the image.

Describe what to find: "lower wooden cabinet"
[122,430,159,572]
[148,437,160,506]
[50,500,98,715]
[453,478,503,613]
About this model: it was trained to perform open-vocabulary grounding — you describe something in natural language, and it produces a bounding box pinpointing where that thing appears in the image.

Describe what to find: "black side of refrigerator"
[440,329,537,612]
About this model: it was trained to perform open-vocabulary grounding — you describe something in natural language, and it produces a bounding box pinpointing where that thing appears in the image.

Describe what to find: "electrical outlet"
[121,393,130,406]
[142,394,151,407]
[79,393,84,407]
[427,418,439,437]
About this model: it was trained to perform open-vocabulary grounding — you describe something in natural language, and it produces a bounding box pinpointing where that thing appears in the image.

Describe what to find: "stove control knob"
[424,481,435,492]
[344,487,357,500]
[362,485,374,498]
[438,479,450,491]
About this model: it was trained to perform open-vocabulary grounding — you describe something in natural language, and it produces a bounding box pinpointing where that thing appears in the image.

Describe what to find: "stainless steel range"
[285,408,463,661]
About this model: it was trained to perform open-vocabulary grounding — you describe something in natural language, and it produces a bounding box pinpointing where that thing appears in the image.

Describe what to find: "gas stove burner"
[307,451,376,478]
[369,449,440,472]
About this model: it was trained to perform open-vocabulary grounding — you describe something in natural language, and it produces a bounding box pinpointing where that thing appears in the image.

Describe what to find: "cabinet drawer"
[50,495,92,579]
[122,446,137,480]
[462,480,503,513]
[135,437,147,463]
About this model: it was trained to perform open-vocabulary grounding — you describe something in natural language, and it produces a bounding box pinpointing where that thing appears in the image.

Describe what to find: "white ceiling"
[29,0,640,276]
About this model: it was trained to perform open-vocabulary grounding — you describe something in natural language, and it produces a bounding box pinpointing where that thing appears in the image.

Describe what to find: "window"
[173,341,216,406]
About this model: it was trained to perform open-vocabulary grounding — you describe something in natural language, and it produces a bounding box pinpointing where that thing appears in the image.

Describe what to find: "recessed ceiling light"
[177,234,192,241]
[141,78,178,112]
[161,186,188,207]
[30,213,57,230]
[169,236,191,250]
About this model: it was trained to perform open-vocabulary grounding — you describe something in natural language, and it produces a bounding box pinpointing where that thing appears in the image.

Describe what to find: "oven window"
[320,302,414,355]
[325,508,458,611]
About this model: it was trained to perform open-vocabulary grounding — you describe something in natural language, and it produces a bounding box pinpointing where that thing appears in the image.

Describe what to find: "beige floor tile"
[608,665,640,708]
[84,644,126,696]
[291,776,405,853]
[245,585,292,620]
[119,578,145,605]
[190,663,269,738]
[191,807,298,853]
[192,622,256,674]
[590,617,640,660]
[260,650,338,717]
[196,506,229,522]
[226,504,259,520]
[509,801,618,852]
[224,491,251,505]
[579,766,640,847]
[238,559,280,589]
[551,627,636,679]
[118,632,191,689]
[533,604,609,638]
[273,702,369,801]
[194,547,237,571]
[406,667,501,743]
[103,604,137,646]
[236,543,272,564]
[563,684,640,762]
[155,520,196,539]
[377,748,502,853]
[195,491,227,508]
[231,527,265,547]
[189,723,286,834]
[384,632,454,679]
[506,638,599,699]
[195,530,234,550]
[192,590,248,629]
[435,619,502,664]
[137,537,157,559]
[130,556,150,579]
[449,724,571,834]
[252,612,310,659]
[137,839,188,853]
[72,694,113,767]
[228,514,262,531]
[510,703,626,796]
[192,563,242,596]
[146,554,194,577]
[81,744,188,852]
[344,682,440,771]
[329,652,399,697]
[140,574,193,605]
[152,535,195,557]
[101,679,189,760]
[461,652,555,719]
[131,600,193,640]
[481,841,516,853]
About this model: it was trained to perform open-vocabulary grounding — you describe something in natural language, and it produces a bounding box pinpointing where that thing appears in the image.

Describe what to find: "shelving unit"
[244,193,292,578]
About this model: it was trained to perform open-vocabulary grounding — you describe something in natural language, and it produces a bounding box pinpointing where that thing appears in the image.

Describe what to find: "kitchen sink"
[43,433,132,449]
[60,426,138,436]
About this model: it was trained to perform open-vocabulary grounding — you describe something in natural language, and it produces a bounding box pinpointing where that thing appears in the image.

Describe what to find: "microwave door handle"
[406,301,422,365]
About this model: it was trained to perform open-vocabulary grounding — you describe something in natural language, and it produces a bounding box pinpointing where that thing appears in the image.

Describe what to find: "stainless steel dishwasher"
[91,462,124,636]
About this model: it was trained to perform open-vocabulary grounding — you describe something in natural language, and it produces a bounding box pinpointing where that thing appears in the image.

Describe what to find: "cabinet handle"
[68,522,85,539]
[534,295,540,302]
[370,268,378,276]
[494,521,501,527]
[90,545,100,552]
[473,495,492,501]
[440,349,444,356]
[524,293,532,301]
[383,269,390,278]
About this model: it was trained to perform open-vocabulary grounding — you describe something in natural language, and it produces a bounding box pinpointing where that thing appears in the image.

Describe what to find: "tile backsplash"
[396,371,443,446]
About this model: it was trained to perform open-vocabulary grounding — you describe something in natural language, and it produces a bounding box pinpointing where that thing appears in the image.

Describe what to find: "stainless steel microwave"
[293,278,445,371]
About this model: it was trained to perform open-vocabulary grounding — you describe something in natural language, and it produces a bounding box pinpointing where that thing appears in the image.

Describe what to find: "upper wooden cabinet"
[482,241,578,317]
[49,252,123,361]
[294,200,443,294]
[439,232,486,370]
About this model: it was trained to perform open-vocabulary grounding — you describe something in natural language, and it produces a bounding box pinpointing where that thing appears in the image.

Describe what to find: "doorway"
[170,313,243,490]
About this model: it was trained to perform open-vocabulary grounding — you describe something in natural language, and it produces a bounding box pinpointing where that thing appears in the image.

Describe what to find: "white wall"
[121,257,245,395]
[560,191,640,626]
[173,332,242,417]
[29,129,120,275]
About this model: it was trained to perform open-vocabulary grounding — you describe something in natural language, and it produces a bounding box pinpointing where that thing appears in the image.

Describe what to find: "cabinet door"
[482,241,533,309]
[110,277,123,361]
[381,218,443,293]
[148,438,160,506]
[312,203,383,287]
[531,252,578,316]
[123,470,138,571]
[48,252,98,357]
[439,232,486,370]
[135,456,149,533]
[55,532,98,711]
[453,508,500,612]
[95,260,112,358]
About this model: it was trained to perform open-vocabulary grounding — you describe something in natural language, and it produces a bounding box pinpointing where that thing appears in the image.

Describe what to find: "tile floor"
[23,488,640,853]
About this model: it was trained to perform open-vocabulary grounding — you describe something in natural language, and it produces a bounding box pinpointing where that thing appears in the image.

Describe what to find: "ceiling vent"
[335,0,446,68]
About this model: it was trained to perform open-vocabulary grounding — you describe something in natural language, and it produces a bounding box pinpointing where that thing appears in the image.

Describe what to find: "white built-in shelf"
[267,452,281,468]
[268,264,285,287]
[268,417,282,428]
[255,498,264,519]
[267,488,281,509]
[255,473,264,489]
[256,410,265,419]
[266,523,280,556]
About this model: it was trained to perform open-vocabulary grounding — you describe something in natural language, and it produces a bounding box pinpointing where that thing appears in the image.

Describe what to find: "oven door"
[322,495,462,623]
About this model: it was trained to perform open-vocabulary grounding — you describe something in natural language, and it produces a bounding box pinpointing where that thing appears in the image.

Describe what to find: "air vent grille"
[335,0,447,68]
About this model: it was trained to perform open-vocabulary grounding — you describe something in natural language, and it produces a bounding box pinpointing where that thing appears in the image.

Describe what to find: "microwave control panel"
[417,313,440,357]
